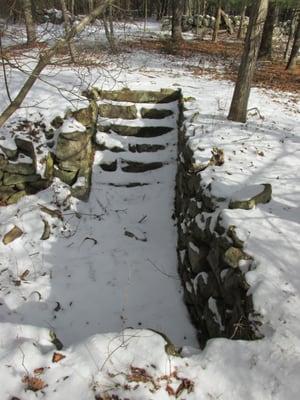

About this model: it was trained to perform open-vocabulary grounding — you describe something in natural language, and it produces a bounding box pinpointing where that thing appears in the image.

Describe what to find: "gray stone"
[111,125,173,138]
[3,162,35,175]
[141,108,173,119]
[86,88,181,103]
[15,137,36,162]
[54,167,78,185]
[51,116,64,129]
[196,271,219,299]
[100,160,118,172]
[188,241,209,274]
[56,134,90,161]
[72,106,95,127]
[98,104,137,119]
[7,190,27,205]
[223,246,250,269]
[3,173,40,186]
[0,186,16,202]
[71,168,91,201]
[203,298,225,338]
[129,144,165,153]
[0,143,18,160]
[229,183,272,210]
[121,160,163,173]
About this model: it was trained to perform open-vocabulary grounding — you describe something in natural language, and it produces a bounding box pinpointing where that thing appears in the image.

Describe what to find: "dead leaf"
[52,352,66,363]
[39,205,63,220]
[20,269,30,281]
[22,375,46,392]
[3,226,23,245]
[166,384,175,395]
[175,378,194,398]
[33,367,45,375]
[41,219,51,240]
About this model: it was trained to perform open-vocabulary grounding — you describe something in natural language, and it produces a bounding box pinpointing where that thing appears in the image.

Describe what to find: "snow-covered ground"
[0,23,300,399]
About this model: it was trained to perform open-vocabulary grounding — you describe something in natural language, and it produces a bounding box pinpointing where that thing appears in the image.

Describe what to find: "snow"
[60,118,86,133]
[95,131,125,150]
[0,20,300,400]
[229,184,266,203]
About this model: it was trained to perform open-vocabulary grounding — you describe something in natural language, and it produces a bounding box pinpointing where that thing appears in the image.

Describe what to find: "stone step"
[106,182,150,188]
[128,143,166,153]
[140,108,174,119]
[98,104,137,120]
[121,160,164,173]
[85,88,181,103]
[99,124,173,138]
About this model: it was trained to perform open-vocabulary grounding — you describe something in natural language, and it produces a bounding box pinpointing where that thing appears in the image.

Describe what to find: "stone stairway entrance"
[47,89,197,347]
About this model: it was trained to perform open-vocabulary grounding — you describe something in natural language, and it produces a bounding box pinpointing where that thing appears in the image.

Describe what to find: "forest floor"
[0,20,300,400]
[128,36,300,94]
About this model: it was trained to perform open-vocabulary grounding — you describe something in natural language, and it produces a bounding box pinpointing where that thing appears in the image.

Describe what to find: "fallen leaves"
[52,352,66,363]
[40,219,51,240]
[22,375,46,392]
[96,366,195,399]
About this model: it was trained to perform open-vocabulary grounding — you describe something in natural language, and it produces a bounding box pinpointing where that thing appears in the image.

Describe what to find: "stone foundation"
[0,88,264,350]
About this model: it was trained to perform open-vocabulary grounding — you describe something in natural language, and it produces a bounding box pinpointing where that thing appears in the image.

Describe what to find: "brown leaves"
[52,352,66,363]
[22,375,46,392]
[127,366,152,384]
[174,378,194,398]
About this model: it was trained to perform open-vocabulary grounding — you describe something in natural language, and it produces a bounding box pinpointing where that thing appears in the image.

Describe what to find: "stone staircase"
[90,89,181,188]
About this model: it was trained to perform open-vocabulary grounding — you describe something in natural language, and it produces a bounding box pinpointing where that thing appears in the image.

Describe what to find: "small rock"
[223,246,249,269]
[3,225,23,245]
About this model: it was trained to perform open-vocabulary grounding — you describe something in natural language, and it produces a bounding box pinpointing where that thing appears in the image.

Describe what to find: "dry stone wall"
[175,103,267,348]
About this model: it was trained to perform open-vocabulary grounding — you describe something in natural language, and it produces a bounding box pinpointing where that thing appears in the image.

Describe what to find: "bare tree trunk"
[172,0,184,43]
[237,1,247,40]
[0,1,110,128]
[258,0,278,59]
[88,0,94,14]
[286,17,300,70]
[103,1,116,50]
[220,9,234,35]
[144,0,148,32]
[284,10,299,61]
[71,0,75,17]
[228,0,269,123]
[237,2,247,39]
[22,0,36,44]
[60,0,76,62]
[202,0,206,15]
[212,0,222,42]
[196,0,200,35]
